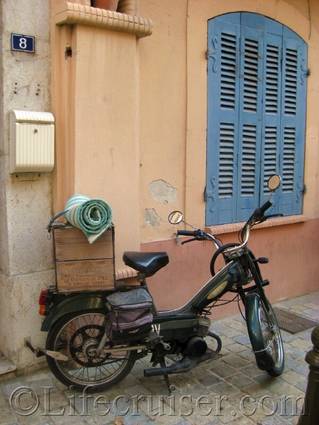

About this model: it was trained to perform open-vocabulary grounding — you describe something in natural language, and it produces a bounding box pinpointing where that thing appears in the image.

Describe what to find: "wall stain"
[144,208,161,227]
[149,179,177,204]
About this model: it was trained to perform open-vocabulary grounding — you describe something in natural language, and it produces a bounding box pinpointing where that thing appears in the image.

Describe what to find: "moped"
[34,175,284,392]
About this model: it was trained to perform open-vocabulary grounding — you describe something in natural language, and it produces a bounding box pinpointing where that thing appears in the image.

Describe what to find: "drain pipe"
[298,326,319,425]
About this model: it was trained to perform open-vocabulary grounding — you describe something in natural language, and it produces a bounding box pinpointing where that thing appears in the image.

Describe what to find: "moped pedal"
[25,340,68,361]
[45,350,69,362]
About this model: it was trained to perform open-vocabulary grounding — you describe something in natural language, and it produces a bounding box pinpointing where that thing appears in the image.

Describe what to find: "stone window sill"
[54,1,153,38]
[205,214,306,236]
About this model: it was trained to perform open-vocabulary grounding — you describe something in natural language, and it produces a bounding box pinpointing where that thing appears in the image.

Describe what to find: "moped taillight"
[38,288,49,315]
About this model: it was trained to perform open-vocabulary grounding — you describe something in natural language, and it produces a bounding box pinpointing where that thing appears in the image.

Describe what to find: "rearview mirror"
[168,210,184,225]
[267,174,281,192]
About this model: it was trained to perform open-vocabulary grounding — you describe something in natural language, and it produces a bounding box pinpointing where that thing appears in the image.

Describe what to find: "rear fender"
[41,293,106,332]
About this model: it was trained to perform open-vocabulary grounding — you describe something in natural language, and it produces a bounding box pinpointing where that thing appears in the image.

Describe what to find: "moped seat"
[123,251,169,277]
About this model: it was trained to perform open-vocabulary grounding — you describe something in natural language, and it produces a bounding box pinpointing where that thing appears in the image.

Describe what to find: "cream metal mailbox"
[10,110,55,173]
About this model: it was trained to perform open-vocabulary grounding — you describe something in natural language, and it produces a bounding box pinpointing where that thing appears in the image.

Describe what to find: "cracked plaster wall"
[0,0,54,367]
[139,0,187,242]
[149,179,177,205]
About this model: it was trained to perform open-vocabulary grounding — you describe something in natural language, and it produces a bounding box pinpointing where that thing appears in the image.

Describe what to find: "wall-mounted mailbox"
[10,110,55,173]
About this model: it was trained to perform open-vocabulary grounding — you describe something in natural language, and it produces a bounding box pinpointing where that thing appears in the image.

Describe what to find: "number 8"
[19,37,27,49]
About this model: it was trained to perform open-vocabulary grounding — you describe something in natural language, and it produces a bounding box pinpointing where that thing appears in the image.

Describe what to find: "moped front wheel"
[258,299,285,376]
[46,310,136,391]
[246,294,284,376]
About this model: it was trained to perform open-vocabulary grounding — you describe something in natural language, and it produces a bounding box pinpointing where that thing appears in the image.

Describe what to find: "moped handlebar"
[249,201,272,223]
[176,200,276,254]
[225,201,274,255]
[177,230,198,237]
[176,229,221,249]
[259,200,273,216]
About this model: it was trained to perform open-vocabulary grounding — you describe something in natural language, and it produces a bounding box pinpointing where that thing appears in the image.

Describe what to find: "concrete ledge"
[54,2,153,38]
[205,215,307,236]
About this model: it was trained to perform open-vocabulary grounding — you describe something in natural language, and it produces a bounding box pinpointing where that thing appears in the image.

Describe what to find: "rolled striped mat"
[64,194,112,243]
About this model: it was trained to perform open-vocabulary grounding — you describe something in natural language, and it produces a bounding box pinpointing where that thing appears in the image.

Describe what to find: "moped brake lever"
[181,238,197,245]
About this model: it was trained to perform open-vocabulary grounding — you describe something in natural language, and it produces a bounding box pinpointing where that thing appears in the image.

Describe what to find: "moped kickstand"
[159,357,176,394]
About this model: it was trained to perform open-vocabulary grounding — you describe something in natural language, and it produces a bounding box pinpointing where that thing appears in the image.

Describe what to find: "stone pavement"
[1,292,319,425]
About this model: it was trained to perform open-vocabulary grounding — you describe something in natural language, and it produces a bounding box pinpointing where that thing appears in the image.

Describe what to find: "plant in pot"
[91,0,119,11]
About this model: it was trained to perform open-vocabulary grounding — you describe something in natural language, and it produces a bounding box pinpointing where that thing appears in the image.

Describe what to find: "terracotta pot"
[117,0,137,15]
[92,0,119,11]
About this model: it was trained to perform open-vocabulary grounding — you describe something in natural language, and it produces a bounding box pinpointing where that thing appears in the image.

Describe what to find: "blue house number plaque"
[11,33,35,53]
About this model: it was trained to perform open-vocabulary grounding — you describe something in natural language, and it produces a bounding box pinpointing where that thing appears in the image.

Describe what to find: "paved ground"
[1,292,319,425]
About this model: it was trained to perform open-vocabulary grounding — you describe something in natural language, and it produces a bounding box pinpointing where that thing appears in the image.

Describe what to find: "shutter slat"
[240,124,257,197]
[263,127,278,193]
[282,127,296,192]
[206,15,241,225]
[218,123,235,197]
[260,24,283,213]
[284,47,298,115]
[220,32,237,110]
[279,28,307,215]
[236,17,263,222]
[265,43,280,114]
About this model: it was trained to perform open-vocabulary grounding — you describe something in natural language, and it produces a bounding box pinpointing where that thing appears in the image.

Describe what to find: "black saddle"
[123,251,169,277]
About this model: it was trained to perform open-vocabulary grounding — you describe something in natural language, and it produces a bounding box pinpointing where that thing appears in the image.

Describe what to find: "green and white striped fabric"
[64,194,112,243]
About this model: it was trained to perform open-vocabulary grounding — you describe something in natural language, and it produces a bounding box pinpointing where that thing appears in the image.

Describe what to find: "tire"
[263,302,285,377]
[46,310,137,391]
[257,297,285,376]
[246,294,284,377]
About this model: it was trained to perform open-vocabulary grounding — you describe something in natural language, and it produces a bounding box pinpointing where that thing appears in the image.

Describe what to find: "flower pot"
[92,0,119,11]
[117,0,137,15]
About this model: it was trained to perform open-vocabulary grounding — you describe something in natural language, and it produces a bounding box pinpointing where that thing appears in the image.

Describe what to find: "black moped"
[35,175,284,392]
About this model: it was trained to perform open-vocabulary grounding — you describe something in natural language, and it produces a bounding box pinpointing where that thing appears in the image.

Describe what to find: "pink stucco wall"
[142,218,319,317]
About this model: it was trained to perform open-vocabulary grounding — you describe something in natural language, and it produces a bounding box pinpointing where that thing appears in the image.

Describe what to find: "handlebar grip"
[251,200,273,222]
[259,200,272,215]
[176,230,196,237]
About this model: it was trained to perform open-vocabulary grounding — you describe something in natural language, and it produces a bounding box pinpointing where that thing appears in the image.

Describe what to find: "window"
[206,13,307,226]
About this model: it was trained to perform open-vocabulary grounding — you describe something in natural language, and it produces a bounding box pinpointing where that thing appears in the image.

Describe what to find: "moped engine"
[183,316,211,357]
[198,316,211,337]
[184,337,207,358]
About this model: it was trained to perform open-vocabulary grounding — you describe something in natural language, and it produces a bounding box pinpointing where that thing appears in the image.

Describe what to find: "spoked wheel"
[46,310,136,391]
[255,297,285,376]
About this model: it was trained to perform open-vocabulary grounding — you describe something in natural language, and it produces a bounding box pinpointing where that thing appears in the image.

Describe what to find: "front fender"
[245,292,272,370]
[41,293,106,332]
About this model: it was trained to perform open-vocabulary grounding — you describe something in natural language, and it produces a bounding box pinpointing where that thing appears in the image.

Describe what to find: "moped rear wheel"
[256,298,285,376]
[46,310,136,391]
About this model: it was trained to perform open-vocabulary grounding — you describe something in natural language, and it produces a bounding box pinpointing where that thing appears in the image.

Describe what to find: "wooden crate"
[53,225,115,292]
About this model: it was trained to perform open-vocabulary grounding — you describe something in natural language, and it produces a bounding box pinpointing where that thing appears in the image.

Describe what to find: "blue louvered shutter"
[206,13,307,225]
[259,18,283,213]
[236,13,263,221]
[278,27,307,215]
[206,14,241,225]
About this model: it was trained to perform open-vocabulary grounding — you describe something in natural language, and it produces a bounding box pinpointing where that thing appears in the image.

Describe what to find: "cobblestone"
[0,292,318,424]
